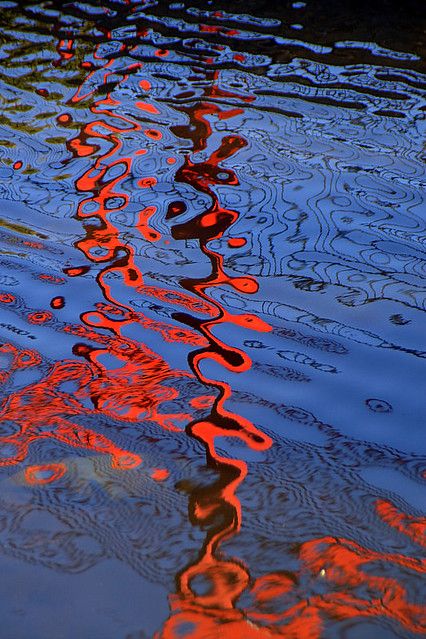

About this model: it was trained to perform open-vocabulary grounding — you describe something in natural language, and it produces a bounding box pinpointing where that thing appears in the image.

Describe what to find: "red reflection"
[27,311,53,324]
[25,463,67,485]
[0,45,221,479]
[0,347,143,469]
[39,273,65,283]
[56,38,74,63]
[228,237,247,248]
[2,27,423,639]
[51,296,65,309]
[151,468,170,482]
[376,499,426,548]
[66,52,274,633]
[150,68,277,638]
[157,530,425,638]
[150,65,425,639]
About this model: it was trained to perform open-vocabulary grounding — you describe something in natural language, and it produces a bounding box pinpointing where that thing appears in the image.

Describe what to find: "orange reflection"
[2,24,423,639]
[153,68,276,638]
[25,463,67,485]
[158,530,425,638]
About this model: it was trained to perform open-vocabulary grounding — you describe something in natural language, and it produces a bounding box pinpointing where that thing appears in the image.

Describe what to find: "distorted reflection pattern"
[0,1,424,638]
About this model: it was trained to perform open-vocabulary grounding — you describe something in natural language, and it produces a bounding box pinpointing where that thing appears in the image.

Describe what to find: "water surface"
[0,1,425,638]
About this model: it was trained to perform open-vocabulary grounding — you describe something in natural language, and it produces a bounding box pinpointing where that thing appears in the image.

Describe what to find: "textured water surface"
[0,1,425,638]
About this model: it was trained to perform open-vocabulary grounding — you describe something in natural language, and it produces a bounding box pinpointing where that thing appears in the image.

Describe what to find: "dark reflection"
[0,1,425,638]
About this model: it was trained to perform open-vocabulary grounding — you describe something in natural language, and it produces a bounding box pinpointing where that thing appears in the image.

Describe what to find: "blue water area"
[0,1,424,638]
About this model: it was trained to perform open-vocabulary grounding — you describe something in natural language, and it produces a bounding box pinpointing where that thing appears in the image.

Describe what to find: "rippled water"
[0,1,425,637]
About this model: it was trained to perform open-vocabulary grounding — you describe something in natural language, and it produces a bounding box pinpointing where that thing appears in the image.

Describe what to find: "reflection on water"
[0,1,425,637]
